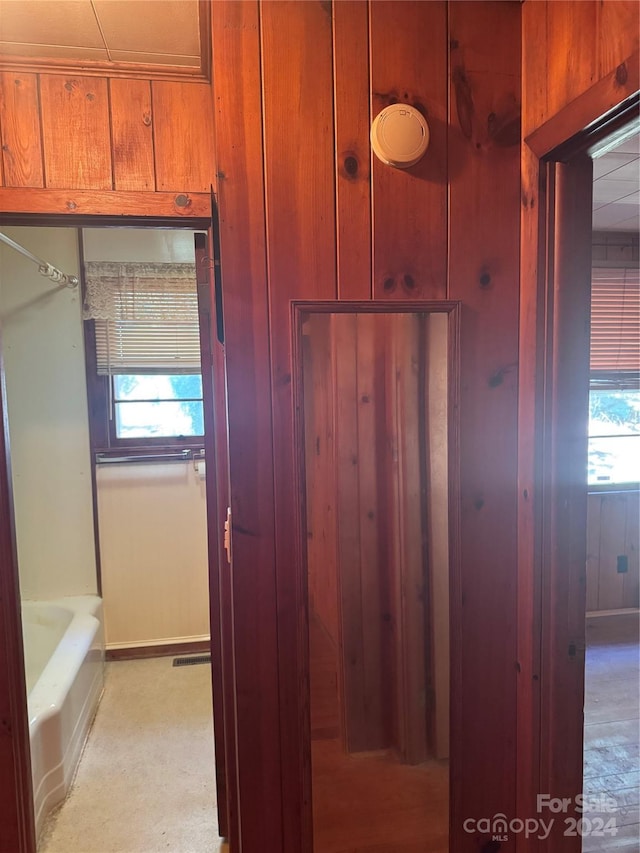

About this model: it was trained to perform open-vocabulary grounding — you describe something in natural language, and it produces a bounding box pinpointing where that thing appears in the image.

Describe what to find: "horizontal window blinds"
[83,262,201,374]
[590,266,640,380]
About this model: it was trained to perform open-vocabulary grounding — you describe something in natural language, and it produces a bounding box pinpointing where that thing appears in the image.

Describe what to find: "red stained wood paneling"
[0,187,211,219]
[109,79,154,191]
[39,75,112,190]
[596,0,639,84]
[447,3,521,850]
[369,1,447,301]
[211,2,279,850]
[0,72,44,188]
[152,81,215,193]
[259,2,337,849]
[332,1,372,300]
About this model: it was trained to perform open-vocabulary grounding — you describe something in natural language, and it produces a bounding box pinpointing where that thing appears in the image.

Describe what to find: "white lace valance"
[83,262,198,321]
[83,261,201,374]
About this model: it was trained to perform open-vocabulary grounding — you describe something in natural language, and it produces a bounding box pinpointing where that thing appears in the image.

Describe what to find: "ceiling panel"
[0,0,204,75]
[92,0,200,57]
[593,133,639,233]
[0,0,104,48]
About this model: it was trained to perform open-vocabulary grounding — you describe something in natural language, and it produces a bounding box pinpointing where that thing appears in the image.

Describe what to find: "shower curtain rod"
[0,232,79,288]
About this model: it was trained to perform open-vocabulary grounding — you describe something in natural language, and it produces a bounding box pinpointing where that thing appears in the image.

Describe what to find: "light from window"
[588,388,640,486]
[113,374,204,439]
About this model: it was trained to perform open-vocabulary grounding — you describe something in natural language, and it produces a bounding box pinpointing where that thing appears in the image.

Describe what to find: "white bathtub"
[21,595,104,839]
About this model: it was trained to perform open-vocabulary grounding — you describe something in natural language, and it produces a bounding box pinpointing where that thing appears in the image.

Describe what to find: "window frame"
[81,265,205,458]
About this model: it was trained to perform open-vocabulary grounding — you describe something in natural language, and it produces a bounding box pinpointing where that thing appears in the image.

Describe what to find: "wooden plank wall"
[212,2,522,849]
[0,72,214,195]
[586,492,640,612]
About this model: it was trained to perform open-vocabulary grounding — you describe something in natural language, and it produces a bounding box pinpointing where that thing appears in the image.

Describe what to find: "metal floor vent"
[173,654,211,667]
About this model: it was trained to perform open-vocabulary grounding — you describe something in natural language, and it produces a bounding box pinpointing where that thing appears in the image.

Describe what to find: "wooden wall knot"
[615,62,628,86]
[403,273,416,292]
[479,271,492,289]
[343,154,359,179]
[452,66,474,140]
[488,363,516,388]
[383,277,396,293]
[142,112,152,127]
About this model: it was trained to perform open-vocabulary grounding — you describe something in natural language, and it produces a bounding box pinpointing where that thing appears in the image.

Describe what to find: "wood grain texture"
[0,72,43,188]
[586,496,602,613]
[152,81,215,192]
[39,75,112,189]
[447,3,521,850]
[596,0,640,80]
[546,1,599,123]
[332,1,371,300]
[211,3,280,851]
[623,492,639,609]
[598,495,628,611]
[109,79,154,191]
[259,2,337,849]
[0,187,210,218]
[369,1,447,301]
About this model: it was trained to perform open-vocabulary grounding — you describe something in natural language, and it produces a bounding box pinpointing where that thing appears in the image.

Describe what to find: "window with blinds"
[588,265,640,487]
[83,262,204,445]
[590,266,640,384]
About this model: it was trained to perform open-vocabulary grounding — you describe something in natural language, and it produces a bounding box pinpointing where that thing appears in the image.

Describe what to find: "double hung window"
[83,261,203,451]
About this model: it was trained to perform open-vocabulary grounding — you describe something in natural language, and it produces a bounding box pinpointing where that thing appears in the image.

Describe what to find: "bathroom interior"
[0,224,217,847]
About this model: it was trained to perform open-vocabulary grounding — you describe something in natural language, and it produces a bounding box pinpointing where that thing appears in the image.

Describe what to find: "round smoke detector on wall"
[370,104,430,169]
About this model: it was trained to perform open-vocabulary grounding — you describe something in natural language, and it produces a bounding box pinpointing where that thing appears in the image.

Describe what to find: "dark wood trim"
[195,231,230,840]
[0,341,37,853]
[105,639,211,662]
[78,230,103,598]
[524,51,639,159]
[537,155,593,852]
[0,188,212,220]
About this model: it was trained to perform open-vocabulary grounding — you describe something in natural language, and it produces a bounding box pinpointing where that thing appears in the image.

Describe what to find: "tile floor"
[39,656,228,853]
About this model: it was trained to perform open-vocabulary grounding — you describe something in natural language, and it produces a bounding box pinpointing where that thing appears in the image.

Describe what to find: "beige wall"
[96,461,210,648]
[0,226,97,600]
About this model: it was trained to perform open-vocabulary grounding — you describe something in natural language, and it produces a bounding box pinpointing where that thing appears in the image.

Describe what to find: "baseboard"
[105,638,211,661]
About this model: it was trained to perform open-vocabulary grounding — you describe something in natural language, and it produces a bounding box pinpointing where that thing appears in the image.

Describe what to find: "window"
[83,260,203,451]
[588,266,640,487]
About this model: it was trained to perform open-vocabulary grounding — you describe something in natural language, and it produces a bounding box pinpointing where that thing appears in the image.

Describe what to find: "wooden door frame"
[0,210,231,852]
[517,59,639,852]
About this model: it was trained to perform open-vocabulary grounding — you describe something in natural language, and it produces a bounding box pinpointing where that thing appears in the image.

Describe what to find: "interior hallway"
[39,657,226,853]
[583,613,640,852]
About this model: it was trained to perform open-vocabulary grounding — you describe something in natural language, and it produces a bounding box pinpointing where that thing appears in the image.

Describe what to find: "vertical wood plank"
[521,1,548,137]
[597,494,627,611]
[585,495,602,612]
[546,1,598,122]
[211,2,280,850]
[369,1,447,301]
[448,3,521,849]
[333,1,372,300]
[152,81,215,192]
[0,72,44,188]
[260,2,336,849]
[39,75,112,190]
[334,313,367,752]
[596,0,640,81]
[109,79,154,191]
[623,492,639,608]
[355,313,385,749]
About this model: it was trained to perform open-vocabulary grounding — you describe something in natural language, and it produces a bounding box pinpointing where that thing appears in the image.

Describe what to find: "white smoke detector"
[370,104,430,169]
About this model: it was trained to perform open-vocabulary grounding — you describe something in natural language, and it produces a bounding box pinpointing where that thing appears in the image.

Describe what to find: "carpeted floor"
[39,656,227,853]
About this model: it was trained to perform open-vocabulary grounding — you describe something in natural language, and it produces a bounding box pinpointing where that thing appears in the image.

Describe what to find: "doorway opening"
[582,131,639,851]
[0,221,228,852]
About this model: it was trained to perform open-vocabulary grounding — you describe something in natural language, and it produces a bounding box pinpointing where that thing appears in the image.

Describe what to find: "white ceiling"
[0,0,202,70]
[593,134,639,232]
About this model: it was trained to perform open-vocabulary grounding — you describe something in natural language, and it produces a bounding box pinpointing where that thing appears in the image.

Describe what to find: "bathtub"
[21,596,104,838]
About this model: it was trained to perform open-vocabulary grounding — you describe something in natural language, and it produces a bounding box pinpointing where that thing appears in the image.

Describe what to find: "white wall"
[0,227,97,600]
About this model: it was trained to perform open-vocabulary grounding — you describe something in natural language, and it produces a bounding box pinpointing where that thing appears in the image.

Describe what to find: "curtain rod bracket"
[0,231,79,289]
